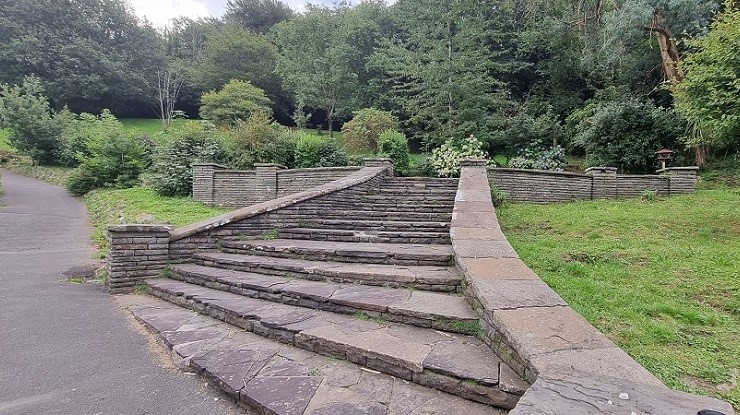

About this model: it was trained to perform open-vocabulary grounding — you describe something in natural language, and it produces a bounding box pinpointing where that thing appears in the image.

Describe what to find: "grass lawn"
[0,129,13,152]
[84,187,229,251]
[497,189,740,408]
[119,118,190,137]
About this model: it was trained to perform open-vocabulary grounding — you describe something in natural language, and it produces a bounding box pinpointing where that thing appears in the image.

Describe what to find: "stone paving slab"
[221,240,455,266]
[173,264,477,331]
[509,371,735,415]
[194,252,461,291]
[145,278,526,408]
[130,299,506,415]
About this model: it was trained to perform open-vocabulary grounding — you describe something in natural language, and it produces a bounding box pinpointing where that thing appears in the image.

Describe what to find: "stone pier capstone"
[107,224,173,294]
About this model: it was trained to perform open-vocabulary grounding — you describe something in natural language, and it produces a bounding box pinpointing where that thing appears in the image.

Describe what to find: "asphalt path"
[0,170,240,415]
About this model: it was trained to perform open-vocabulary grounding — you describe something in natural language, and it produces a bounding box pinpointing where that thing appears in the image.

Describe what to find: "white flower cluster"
[431,135,488,177]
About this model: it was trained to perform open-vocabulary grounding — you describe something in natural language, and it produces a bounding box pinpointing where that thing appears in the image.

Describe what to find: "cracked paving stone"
[242,376,323,415]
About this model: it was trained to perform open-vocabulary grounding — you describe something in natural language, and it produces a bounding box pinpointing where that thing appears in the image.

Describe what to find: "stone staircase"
[132,176,529,414]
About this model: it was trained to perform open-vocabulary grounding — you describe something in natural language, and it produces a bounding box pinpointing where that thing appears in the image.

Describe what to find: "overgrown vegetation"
[498,190,740,407]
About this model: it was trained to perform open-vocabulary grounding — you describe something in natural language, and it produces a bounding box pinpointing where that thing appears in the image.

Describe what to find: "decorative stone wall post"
[658,166,699,195]
[363,158,393,176]
[192,163,225,204]
[585,167,617,200]
[254,163,287,203]
[106,225,173,294]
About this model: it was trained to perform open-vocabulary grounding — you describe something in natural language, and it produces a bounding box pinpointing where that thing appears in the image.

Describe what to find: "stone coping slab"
[171,166,389,242]
[145,278,525,408]
[451,161,736,414]
[194,252,461,291]
[129,298,504,415]
[170,264,477,330]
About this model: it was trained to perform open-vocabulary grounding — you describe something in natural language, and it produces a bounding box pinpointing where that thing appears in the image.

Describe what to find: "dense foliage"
[377,130,410,176]
[295,135,348,168]
[200,80,273,126]
[430,135,488,177]
[341,108,399,153]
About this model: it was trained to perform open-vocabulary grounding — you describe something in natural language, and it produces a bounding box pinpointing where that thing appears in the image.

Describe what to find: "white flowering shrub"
[430,135,489,177]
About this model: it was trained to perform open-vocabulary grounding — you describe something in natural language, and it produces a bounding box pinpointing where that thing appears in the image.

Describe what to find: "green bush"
[295,135,348,168]
[341,108,399,153]
[430,135,488,177]
[65,112,148,196]
[200,80,273,127]
[570,97,684,173]
[491,112,566,154]
[0,76,61,165]
[225,111,295,169]
[149,122,226,196]
[377,130,410,176]
[508,139,568,171]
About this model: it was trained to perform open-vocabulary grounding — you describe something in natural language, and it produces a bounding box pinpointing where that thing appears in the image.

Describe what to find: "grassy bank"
[84,187,229,251]
[498,189,739,407]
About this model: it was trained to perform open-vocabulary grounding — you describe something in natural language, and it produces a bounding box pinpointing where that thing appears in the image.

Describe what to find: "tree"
[157,69,184,132]
[370,0,518,147]
[0,0,164,115]
[272,5,363,136]
[224,0,294,33]
[193,25,289,121]
[675,1,740,161]
[341,108,399,152]
[200,80,273,126]
[0,76,60,165]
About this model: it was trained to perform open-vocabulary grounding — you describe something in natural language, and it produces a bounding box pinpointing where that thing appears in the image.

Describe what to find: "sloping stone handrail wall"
[489,166,698,203]
[106,159,393,292]
[193,163,363,207]
[452,158,734,414]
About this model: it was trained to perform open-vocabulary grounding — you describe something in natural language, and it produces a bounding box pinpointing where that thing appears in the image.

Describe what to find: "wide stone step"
[171,264,476,333]
[130,300,502,415]
[145,279,527,408]
[302,201,454,213]
[194,252,461,292]
[359,194,456,202]
[281,219,450,233]
[220,239,455,266]
[276,228,450,244]
[272,209,453,222]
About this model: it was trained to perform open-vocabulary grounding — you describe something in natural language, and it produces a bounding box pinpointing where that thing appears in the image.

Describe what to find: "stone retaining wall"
[106,225,173,294]
[489,166,698,203]
[193,163,363,207]
[453,159,734,415]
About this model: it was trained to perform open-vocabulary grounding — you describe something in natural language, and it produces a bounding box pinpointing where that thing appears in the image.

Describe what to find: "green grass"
[497,189,740,408]
[0,129,13,152]
[84,187,229,250]
[119,118,190,137]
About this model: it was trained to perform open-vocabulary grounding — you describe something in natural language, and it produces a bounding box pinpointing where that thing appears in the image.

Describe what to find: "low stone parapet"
[453,158,734,414]
[106,224,173,294]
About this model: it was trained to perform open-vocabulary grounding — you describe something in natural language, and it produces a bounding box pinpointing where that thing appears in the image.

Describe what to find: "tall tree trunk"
[643,9,684,84]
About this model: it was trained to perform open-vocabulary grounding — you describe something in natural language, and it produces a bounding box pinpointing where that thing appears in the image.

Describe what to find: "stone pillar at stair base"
[107,224,173,294]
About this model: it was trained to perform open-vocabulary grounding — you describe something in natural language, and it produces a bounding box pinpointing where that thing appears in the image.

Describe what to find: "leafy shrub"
[569,97,683,173]
[490,186,508,207]
[377,130,410,176]
[0,76,61,165]
[491,112,566,154]
[508,139,567,171]
[430,135,488,177]
[200,80,273,127]
[225,111,295,169]
[149,122,226,196]
[295,135,348,168]
[65,113,148,196]
[341,108,399,153]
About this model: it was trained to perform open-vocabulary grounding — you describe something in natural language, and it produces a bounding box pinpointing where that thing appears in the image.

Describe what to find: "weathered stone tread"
[194,252,461,291]
[130,299,503,415]
[276,228,450,244]
[171,263,477,332]
[145,278,525,408]
[221,239,455,266]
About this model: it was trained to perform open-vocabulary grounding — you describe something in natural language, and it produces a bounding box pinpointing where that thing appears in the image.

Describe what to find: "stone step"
[130,299,502,415]
[171,264,476,333]
[276,228,450,244]
[194,252,461,292]
[279,219,450,233]
[145,279,527,408]
[369,187,458,194]
[220,239,455,266]
[271,209,453,222]
[302,201,454,213]
[359,194,456,202]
